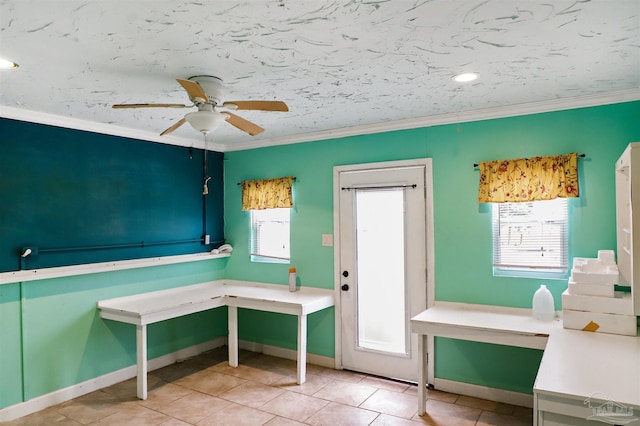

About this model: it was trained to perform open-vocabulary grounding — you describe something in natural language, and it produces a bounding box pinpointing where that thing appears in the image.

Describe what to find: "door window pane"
[355,189,407,355]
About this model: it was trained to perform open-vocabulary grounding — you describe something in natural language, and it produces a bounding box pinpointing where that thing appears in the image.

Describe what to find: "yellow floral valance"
[241,176,294,210]
[478,153,579,203]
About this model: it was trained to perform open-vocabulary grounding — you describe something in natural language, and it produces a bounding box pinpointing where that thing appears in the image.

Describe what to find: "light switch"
[322,234,333,247]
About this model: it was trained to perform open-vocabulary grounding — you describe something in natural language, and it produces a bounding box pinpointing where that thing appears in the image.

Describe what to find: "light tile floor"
[4,347,533,425]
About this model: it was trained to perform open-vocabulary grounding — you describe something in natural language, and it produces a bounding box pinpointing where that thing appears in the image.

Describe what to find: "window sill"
[493,268,569,280]
[250,255,289,265]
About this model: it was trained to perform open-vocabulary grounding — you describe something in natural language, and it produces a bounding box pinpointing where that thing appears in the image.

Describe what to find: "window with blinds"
[492,198,568,278]
[250,208,290,263]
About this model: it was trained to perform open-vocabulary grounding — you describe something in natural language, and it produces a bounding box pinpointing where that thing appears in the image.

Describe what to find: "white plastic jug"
[532,284,555,321]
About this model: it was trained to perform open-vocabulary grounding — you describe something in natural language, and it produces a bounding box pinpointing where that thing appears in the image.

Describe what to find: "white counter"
[411,303,640,425]
[98,280,334,400]
[534,327,640,425]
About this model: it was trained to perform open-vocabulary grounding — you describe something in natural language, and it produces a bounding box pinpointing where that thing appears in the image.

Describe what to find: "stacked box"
[562,250,637,336]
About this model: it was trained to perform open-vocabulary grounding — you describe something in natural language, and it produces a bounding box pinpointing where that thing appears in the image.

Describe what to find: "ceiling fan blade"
[176,79,208,103]
[223,100,289,112]
[224,112,265,136]
[160,118,187,136]
[112,103,188,109]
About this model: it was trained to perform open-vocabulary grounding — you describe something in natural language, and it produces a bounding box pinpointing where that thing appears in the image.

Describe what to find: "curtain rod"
[237,177,297,185]
[473,153,586,168]
[341,184,417,191]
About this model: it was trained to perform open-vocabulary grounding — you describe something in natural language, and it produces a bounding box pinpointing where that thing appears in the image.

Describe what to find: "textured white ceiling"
[1,0,639,150]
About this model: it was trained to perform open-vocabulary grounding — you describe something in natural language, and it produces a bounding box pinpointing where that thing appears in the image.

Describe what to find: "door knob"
[342,271,349,278]
[341,284,349,291]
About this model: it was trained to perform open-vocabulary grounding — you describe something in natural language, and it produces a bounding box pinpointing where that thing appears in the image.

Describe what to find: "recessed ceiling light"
[0,58,19,69]
[452,72,479,83]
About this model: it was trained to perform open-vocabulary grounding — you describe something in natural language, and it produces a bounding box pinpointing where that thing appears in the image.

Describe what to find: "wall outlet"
[204,235,210,245]
[322,234,333,247]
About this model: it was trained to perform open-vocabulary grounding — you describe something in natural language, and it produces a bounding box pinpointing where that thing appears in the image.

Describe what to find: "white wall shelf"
[615,142,640,315]
[0,252,230,285]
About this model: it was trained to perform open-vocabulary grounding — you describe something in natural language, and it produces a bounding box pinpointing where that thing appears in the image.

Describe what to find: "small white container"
[532,284,555,321]
[289,267,297,292]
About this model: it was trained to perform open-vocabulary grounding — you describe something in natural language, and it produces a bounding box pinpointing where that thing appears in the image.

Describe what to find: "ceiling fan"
[112,75,289,136]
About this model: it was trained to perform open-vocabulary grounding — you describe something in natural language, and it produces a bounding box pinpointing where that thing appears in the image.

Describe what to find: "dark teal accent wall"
[0,118,224,273]
[223,101,640,392]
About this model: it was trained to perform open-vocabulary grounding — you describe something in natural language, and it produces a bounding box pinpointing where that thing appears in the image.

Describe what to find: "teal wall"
[0,258,228,409]
[223,101,640,394]
[2,101,639,411]
[223,127,433,358]
[0,283,22,408]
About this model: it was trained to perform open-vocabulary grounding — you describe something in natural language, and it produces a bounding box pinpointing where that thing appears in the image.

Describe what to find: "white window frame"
[492,198,569,279]
[250,208,290,264]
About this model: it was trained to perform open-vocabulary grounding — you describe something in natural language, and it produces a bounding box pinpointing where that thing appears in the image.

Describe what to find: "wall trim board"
[0,252,230,285]
[0,337,227,422]
[238,340,335,369]
[3,89,639,153]
[433,378,533,408]
[0,106,210,151]
[0,337,335,422]
[224,88,640,151]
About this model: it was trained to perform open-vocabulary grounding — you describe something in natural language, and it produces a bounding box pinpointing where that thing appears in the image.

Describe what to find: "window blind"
[250,208,290,262]
[492,198,568,271]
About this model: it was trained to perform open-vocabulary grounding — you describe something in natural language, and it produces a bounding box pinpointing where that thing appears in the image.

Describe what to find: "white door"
[335,160,432,382]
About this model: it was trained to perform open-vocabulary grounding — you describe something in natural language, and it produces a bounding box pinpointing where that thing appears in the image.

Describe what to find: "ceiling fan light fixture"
[452,72,479,83]
[185,111,226,135]
[0,57,19,69]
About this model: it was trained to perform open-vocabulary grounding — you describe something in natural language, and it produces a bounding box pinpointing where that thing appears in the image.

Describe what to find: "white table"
[410,303,561,416]
[98,280,334,400]
[534,328,640,425]
[411,303,640,425]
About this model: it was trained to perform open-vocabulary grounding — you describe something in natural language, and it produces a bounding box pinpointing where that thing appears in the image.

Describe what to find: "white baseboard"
[0,337,226,422]
[433,378,534,408]
[0,337,335,422]
[238,340,335,369]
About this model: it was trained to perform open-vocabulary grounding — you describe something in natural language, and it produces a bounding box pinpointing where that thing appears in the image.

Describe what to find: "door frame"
[332,158,435,377]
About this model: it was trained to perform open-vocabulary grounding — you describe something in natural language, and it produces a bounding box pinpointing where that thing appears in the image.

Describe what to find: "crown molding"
[223,88,640,151]
[0,105,220,151]
[2,88,639,153]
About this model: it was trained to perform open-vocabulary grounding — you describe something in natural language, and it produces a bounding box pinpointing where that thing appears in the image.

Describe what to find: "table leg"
[228,306,238,367]
[136,324,148,400]
[418,333,427,415]
[296,314,307,385]
[533,391,539,426]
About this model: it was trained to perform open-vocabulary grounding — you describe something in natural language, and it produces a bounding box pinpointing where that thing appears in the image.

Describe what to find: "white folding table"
[411,303,640,425]
[98,280,334,400]
[410,303,560,416]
